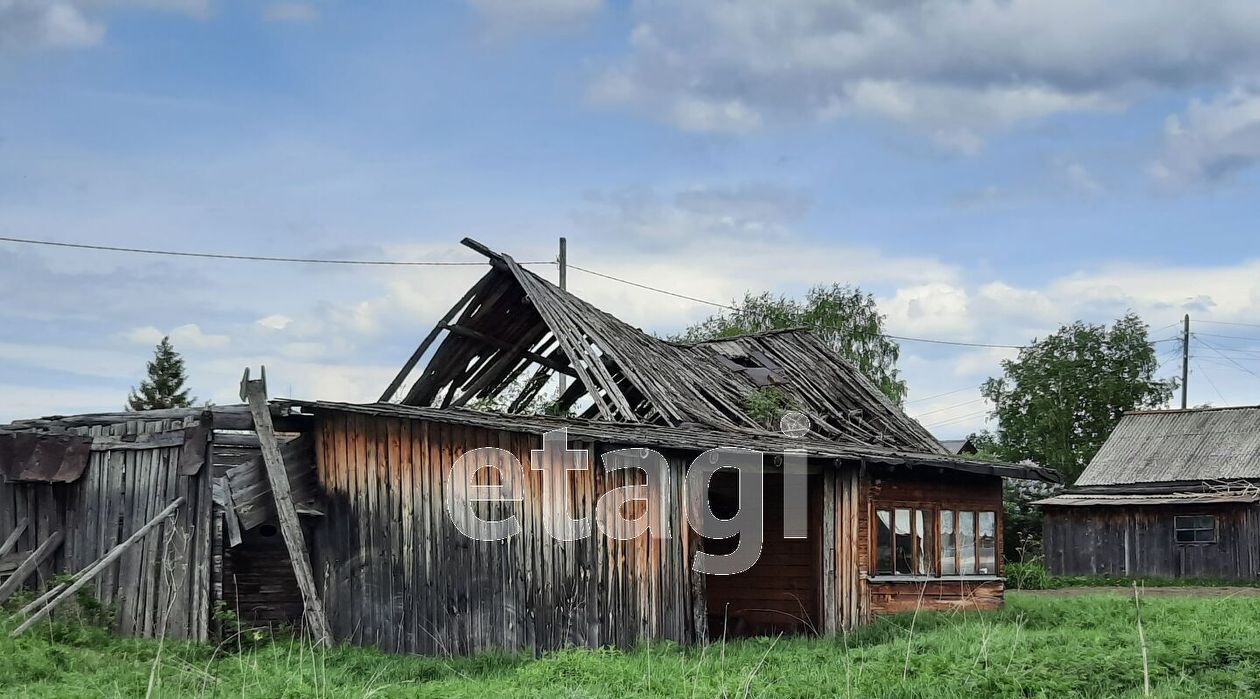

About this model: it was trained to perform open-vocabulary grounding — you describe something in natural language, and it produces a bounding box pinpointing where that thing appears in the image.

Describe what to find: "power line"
[570,264,1030,349]
[1195,332,1260,344]
[1192,359,1229,405]
[923,408,991,430]
[1195,336,1260,380]
[568,264,740,310]
[1195,319,1260,330]
[0,235,553,267]
[885,334,1024,349]
[905,386,976,404]
[911,397,987,419]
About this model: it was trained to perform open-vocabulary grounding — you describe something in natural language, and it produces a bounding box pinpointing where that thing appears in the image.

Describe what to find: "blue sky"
[3,0,1260,435]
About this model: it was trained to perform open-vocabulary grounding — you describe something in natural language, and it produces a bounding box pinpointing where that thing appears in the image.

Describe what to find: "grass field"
[3,591,1260,698]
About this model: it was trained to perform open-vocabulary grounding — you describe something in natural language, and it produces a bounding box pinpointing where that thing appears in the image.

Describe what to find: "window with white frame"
[873,507,998,576]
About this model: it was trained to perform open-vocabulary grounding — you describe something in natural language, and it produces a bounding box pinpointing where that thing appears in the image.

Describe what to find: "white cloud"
[0,1,104,51]
[125,323,230,349]
[1153,87,1260,186]
[0,0,207,53]
[466,0,602,35]
[256,314,294,331]
[592,1,1260,147]
[262,1,318,23]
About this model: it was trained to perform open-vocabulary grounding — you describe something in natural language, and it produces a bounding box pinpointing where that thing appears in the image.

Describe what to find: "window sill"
[866,575,1004,583]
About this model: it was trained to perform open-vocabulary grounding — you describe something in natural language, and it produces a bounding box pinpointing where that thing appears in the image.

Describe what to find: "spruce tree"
[127,336,195,411]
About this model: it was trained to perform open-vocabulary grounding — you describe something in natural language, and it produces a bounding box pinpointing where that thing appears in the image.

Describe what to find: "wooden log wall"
[0,416,213,639]
[311,411,700,655]
[860,465,1005,614]
[1043,503,1260,580]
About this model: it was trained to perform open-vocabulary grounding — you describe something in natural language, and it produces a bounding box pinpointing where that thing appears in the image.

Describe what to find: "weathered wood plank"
[240,370,333,647]
[0,531,64,603]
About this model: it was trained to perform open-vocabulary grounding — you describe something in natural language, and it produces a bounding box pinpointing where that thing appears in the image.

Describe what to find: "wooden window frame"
[1173,514,1218,546]
[871,503,999,580]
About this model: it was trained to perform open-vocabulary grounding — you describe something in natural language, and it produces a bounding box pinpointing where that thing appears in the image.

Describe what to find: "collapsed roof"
[382,238,944,454]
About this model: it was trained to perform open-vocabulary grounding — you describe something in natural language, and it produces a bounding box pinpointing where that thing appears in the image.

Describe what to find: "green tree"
[980,313,1176,483]
[127,336,195,411]
[673,284,908,404]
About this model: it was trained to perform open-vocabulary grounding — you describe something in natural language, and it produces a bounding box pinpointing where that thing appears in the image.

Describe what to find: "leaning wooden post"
[240,367,333,647]
[10,499,183,636]
[0,531,64,604]
[0,518,30,560]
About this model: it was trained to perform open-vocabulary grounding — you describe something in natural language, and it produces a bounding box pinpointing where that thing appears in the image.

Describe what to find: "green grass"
[1006,561,1260,590]
[3,592,1260,697]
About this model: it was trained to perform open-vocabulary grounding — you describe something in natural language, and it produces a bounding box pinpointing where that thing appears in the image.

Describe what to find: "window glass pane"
[1195,528,1215,543]
[894,508,914,574]
[958,511,976,575]
[915,510,931,575]
[978,511,997,575]
[939,511,956,575]
[1175,528,1196,543]
[876,510,893,573]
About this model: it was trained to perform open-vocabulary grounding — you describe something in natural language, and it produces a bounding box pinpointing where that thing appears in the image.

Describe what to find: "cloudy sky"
[3,0,1260,435]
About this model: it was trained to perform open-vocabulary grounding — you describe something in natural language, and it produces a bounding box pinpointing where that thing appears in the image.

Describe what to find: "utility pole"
[1181,313,1190,409]
[558,237,568,397]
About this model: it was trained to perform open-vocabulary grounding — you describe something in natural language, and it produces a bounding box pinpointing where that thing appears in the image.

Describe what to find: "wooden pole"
[240,367,333,647]
[1133,581,1151,696]
[558,236,568,398]
[1181,314,1190,409]
[10,498,183,636]
[0,517,29,559]
[0,531,64,604]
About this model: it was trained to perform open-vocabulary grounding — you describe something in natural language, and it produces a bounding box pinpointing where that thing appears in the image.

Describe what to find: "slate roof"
[1074,405,1260,487]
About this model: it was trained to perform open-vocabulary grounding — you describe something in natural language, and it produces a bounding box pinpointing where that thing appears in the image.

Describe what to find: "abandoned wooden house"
[0,238,1060,655]
[1039,406,1260,580]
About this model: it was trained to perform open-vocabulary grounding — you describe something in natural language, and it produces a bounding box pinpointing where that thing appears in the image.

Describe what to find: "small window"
[875,507,933,575]
[1174,515,1217,544]
[978,512,997,575]
[939,510,956,575]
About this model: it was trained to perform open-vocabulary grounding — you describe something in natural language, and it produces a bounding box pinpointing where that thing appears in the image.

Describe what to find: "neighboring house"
[0,238,1060,655]
[939,438,978,456]
[1038,406,1260,580]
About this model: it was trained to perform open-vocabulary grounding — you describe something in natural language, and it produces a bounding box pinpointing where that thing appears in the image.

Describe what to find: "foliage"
[1005,561,1052,590]
[1002,478,1061,561]
[127,336,195,411]
[980,313,1176,483]
[466,375,575,418]
[1005,563,1260,591]
[744,387,792,429]
[673,285,908,404]
[6,594,1260,697]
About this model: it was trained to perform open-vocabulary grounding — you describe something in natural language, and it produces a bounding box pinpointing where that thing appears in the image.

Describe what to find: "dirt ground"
[1022,586,1260,597]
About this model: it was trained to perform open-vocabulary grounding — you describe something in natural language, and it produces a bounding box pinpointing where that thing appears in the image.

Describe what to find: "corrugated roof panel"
[1075,406,1260,486]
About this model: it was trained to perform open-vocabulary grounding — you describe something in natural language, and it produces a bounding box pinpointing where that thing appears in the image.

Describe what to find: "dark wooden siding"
[0,416,214,639]
[1043,503,1260,579]
[310,412,702,655]
[220,519,305,628]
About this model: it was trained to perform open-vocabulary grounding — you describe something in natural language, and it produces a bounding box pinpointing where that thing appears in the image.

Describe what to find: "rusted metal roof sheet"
[1074,406,1260,486]
[0,431,93,483]
[281,399,1061,483]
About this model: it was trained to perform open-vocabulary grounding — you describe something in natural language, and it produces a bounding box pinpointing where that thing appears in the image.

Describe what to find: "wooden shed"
[0,404,317,639]
[0,238,1062,654]
[284,399,1055,654]
[1039,406,1260,580]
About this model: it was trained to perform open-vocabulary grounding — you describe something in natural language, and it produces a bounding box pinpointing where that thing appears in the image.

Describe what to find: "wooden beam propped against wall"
[240,367,333,647]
